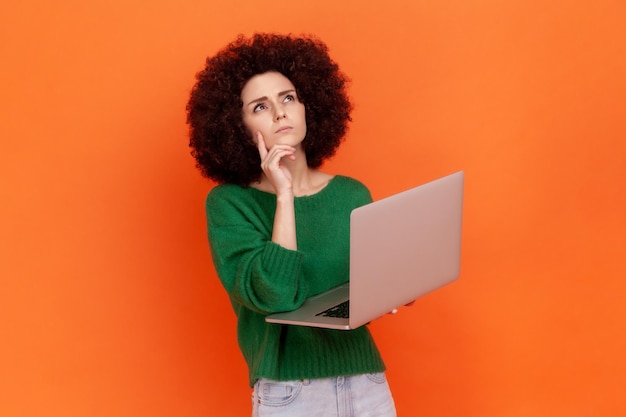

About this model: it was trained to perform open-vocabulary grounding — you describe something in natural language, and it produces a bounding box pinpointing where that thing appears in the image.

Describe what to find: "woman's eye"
[253,103,267,112]
[283,94,295,103]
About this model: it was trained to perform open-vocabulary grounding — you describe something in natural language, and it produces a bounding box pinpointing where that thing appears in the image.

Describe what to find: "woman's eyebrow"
[245,96,268,107]
[245,90,297,108]
[278,89,296,97]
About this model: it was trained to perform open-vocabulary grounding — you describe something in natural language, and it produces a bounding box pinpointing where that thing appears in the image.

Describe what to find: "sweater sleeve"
[205,185,310,315]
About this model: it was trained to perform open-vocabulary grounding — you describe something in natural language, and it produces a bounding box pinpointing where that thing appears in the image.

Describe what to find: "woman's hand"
[256,132,296,197]
[256,132,298,250]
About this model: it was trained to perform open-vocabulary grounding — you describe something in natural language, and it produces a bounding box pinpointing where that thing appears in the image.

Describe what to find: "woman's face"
[241,71,307,150]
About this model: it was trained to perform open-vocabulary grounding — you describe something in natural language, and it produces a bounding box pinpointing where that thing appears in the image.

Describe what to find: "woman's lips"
[275,126,292,133]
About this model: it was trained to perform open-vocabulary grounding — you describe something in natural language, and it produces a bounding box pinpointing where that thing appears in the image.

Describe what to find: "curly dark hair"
[186,33,352,186]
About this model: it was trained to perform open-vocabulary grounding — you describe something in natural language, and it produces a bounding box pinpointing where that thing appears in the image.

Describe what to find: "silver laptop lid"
[348,171,464,328]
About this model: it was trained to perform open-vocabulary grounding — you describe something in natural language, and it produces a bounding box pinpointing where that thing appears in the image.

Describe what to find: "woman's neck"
[290,168,333,197]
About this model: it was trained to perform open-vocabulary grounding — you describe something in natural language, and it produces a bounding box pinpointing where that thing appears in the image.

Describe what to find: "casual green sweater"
[206,175,386,387]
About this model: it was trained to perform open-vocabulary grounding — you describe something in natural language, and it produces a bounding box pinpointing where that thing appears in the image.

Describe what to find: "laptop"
[265,170,464,330]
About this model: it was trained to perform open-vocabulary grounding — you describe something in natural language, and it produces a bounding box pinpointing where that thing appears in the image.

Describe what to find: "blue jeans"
[252,373,396,417]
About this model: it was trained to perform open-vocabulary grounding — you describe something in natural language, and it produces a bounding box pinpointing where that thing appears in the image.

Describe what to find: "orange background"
[2,0,625,416]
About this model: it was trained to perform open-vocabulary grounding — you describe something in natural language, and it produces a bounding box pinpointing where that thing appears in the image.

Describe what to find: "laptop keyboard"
[316,300,349,318]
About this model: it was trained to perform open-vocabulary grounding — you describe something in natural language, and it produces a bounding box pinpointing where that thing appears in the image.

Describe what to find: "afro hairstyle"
[186,33,353,186]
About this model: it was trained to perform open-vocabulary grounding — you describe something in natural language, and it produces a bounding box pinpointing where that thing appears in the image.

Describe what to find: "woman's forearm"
[271,193,297,251]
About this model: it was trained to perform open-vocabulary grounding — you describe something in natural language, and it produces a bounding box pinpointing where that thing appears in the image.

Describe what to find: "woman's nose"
[274,106,287,120]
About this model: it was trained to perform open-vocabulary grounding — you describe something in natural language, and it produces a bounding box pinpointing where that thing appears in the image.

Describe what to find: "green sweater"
[206,175,386,386]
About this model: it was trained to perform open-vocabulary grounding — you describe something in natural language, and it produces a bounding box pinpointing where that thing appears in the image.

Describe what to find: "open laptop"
[265,170,464,330]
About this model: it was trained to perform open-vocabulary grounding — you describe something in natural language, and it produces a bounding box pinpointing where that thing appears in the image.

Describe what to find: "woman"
[187,33,396,417]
